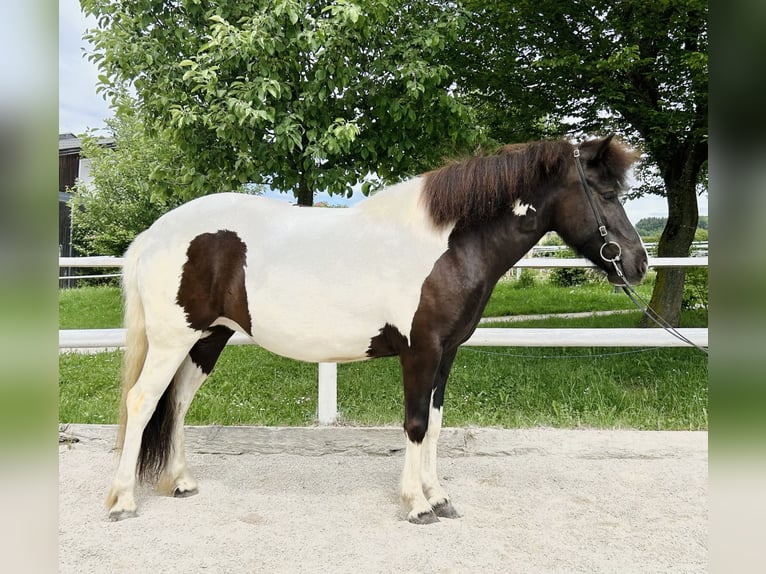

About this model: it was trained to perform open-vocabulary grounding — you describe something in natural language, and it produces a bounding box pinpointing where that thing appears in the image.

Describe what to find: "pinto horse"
[106,135,648,524]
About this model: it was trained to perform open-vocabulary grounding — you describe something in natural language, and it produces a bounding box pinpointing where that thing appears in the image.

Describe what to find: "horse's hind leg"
[158,327,233,498]
[107,341,195,520]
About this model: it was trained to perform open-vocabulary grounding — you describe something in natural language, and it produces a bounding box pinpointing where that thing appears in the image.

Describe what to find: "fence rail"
[59,255,708,279]
[58,255,708,424]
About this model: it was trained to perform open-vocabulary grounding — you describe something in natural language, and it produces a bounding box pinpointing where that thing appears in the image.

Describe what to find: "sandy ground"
[59,425,707,573]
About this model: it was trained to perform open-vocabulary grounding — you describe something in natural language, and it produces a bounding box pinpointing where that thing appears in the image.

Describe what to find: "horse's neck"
[467,214,548,285]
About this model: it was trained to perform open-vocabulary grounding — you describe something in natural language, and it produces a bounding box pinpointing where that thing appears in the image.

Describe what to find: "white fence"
[59,256,708,424]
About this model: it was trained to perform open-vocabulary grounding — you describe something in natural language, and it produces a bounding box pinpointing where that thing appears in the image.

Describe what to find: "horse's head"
[552,135,648,286]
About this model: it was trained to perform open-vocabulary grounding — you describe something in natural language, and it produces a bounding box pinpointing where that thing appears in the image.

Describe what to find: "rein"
[572,148,709,355]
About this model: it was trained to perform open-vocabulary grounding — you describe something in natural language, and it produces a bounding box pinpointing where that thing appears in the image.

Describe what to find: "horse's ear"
[592,133,615,162]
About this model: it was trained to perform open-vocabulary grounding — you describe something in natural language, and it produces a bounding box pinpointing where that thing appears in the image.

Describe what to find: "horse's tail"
[115,232,149,454]
[115,231,177,484]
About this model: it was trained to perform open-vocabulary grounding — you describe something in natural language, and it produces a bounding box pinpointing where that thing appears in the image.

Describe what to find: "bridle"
[572,148,624,269]
[572,147,708,354]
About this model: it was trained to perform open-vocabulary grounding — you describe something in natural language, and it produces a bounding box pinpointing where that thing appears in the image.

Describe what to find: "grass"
[59,285,122,329]
[482,275,655,317]
[59,277,708,430]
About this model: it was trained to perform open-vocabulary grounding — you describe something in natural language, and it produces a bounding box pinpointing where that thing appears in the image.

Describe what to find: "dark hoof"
[408,510,439,525]
[173,487,199,498]
[432,500,461,519]
[109,509,137,522]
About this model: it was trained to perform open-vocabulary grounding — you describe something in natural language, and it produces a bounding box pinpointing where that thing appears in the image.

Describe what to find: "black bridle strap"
[573,148,608,239]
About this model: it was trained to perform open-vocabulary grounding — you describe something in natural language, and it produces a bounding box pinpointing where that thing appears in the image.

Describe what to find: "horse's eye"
[602,192,617,201]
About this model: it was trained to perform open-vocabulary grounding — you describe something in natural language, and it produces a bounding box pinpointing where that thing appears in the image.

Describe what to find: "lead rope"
[573,148,708,356]
[617,269,709,355]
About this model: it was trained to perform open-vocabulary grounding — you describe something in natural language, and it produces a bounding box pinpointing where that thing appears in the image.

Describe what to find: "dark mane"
[421,137,634,229]
[422,139,573,229]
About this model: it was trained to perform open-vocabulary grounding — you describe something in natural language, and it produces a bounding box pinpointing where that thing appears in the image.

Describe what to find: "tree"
[455,0,707,326]
[71,112,190,256]
[81,0,479,205]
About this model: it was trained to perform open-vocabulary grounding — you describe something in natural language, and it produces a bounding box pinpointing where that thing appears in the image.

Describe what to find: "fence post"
[317,362,338,424]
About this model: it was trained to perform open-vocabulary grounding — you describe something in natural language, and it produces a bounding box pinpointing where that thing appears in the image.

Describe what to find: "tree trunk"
[295,173,313,206]
[640,144,702,327]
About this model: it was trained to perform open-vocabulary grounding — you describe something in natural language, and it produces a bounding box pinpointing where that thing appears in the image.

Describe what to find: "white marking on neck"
[512,199,537,216]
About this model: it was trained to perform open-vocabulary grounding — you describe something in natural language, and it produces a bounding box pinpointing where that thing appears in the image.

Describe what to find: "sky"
[58,0,706,221]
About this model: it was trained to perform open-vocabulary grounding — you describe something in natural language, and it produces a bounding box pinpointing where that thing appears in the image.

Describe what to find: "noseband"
[572,148,623,266]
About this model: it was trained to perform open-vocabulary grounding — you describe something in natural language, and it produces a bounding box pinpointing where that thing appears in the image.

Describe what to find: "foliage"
[514,269,537,289]
[81,0,479,205]
[682,267,708,310]
[635,217,668,238]
[71,112,188,256]
[549,267,589,288]
[455,0,707,167]
[454,0,708,326]
[635,215,708,238]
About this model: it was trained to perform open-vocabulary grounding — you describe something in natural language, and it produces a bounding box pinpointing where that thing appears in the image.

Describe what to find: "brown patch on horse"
[189,326,234,375]
[366,323,409,359]
[177,230,252,335]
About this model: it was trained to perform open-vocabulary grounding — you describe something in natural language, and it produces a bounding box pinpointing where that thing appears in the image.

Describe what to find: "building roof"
[59,133,116,155]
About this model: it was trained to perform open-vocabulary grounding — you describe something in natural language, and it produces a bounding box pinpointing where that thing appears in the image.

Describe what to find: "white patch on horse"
[512,199,537,216]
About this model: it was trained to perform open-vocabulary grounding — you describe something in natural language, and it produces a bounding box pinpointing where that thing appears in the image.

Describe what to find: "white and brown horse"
[106,135,647,523]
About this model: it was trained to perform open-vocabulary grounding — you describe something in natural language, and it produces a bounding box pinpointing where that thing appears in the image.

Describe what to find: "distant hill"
[635,216,707,238]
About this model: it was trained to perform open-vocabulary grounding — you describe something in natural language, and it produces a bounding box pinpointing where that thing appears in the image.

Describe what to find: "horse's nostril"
[641,260,648,274]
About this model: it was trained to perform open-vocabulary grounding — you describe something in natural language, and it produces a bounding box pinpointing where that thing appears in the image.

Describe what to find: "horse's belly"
[245,267,424,363]
[249,328,374,363]
[248,301,385,363]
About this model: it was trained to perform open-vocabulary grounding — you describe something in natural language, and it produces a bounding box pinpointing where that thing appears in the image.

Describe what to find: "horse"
[106,134,648,524]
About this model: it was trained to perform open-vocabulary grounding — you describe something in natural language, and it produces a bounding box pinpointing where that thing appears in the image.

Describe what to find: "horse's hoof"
[109,509,137,522]
[173,487,199,498]
[407,509,440,525]
[432,499,461,519]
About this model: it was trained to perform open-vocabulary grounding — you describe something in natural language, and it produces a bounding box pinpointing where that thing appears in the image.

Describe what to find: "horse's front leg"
[420,401,460,518]
[399,349,442,524]
[420,349,460,518]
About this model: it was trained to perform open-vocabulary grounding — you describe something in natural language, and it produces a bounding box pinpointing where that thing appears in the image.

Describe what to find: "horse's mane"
[421,138,634,229]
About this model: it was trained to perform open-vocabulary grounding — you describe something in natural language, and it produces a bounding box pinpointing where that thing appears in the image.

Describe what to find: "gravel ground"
[59,425,707,573]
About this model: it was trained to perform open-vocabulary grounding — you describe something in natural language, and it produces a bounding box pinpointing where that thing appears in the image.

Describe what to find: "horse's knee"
[404,417,427,444]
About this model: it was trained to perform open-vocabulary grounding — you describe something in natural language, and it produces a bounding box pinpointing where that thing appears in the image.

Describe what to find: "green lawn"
[59,285,122,329]
[59,278,707,430]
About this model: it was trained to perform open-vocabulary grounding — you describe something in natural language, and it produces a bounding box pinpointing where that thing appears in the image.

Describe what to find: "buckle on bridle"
[598,225,607,237]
